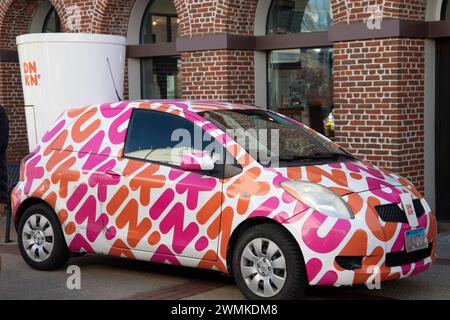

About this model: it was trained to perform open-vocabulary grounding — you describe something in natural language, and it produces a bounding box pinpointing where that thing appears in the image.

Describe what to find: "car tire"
[232,223,307,300]
[18,203,70,271]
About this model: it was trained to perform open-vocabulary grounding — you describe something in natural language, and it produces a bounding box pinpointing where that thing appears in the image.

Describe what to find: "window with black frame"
[124,109,203,166]
[42,7,61,33]
[140,0,181,99]
[266,0,334,138]
[267,0,331,33]
[124,109,241,178]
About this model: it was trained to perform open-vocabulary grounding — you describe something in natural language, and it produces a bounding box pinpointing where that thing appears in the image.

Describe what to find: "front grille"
[375,199,425,223]
[385,244,433,267]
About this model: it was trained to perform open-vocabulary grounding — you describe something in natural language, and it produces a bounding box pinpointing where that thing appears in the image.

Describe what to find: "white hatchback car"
[12,100,436,299]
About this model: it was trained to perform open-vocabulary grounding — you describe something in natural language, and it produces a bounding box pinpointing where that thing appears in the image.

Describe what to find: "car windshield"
[200,109,355,167]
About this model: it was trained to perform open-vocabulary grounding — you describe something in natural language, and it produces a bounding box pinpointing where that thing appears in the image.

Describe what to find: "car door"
[100,109,229,261]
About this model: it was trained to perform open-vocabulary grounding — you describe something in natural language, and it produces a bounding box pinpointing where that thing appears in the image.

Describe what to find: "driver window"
[124,109,225,168]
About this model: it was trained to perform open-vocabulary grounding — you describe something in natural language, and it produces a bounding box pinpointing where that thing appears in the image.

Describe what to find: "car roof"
[67,100,261,116]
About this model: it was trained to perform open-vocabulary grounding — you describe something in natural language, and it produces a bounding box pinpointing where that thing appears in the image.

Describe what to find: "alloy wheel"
[21,214,55,262]
[240,237,287,298]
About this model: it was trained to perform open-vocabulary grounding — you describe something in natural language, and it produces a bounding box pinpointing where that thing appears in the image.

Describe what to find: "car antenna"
[106,57,122,101]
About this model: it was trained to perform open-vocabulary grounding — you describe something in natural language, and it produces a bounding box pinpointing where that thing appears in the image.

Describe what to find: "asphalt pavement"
[1,218,450,300]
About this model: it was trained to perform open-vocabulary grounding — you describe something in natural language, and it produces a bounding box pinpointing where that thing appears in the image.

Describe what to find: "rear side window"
[124,109,241,175]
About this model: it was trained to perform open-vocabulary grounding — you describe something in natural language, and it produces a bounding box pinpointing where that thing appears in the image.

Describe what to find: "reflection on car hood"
[274,160,405,196]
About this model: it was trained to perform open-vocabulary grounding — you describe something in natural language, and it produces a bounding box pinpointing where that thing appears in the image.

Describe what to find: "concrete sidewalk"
[1,218,450,300]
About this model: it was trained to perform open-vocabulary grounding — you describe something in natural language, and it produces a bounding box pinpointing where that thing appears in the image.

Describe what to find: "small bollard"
[4,204,12,243]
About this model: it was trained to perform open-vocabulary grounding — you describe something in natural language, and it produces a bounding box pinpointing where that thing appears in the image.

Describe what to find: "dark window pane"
[124,110,225,168]
[140,0,179,44]
[171,16,180,41]
[42,7,61,33]
[141,57,182,99]
[444,0,450,20]
[268,47,334,138]
[267,0,331,34]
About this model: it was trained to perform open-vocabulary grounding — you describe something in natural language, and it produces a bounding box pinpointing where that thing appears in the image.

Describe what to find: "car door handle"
[105,170,122,177]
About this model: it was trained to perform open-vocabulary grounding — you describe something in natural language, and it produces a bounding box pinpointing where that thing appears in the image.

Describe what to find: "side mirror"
[180,152,216,171]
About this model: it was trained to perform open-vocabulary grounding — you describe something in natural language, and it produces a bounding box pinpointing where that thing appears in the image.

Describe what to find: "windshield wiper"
[279,152,355,162]
[318,152,356,159]
[279,154,331,162]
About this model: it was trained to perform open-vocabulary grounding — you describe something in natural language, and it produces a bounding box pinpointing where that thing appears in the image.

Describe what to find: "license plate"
[405,228,428,253]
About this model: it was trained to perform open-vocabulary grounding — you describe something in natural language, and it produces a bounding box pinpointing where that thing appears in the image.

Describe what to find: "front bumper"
[337,242,434,286]
[283,186,437,287]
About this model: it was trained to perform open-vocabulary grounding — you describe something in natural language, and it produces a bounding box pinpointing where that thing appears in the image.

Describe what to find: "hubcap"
[240,238,287,298]
[22,214,54,262]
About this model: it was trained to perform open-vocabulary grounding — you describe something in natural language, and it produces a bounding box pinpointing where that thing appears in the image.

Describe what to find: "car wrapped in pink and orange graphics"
[11,100,437,299]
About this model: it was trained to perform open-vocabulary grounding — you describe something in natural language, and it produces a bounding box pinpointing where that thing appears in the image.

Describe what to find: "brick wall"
[173,0,259,37]
[0,62,29,163]
[331,0,427,191]
[0,0,43,50]
[0,0,431,193]
[331,0,427,24]
[0,0,44,163]
[90,0,136,35]
[182,50,254,104]
[52,0,107,33]
[0,0,136,163]
[333,38,425,189]
[175,0,258,104]
[0,0,260,163]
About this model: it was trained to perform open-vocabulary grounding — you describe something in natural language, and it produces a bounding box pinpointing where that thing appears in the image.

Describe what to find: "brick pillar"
[0,0,44,163]
[52,0,107,33]
[331,0,427,191]
[181,50,254,104]
[176,0,258,104]
[0,62,29,163]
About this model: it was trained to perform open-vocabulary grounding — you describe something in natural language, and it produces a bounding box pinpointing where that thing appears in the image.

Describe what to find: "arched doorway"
[436,0,450,221]
[30,1,61,33]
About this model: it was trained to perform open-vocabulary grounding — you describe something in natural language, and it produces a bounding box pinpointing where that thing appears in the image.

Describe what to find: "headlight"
[281,181,354,219]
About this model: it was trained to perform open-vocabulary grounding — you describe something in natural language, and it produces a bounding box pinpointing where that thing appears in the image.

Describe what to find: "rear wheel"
[18,203,70,270]
[232,223,307,300]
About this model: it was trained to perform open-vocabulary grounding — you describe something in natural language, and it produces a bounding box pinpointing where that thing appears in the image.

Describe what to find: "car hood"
[274,160,406,196]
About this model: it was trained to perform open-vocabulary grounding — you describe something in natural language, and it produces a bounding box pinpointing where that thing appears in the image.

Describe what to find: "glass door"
[436,38,450,221]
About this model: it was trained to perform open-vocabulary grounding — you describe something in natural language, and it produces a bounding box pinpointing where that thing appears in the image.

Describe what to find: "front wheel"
[232,223,307,300]
[18,203,70,270]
